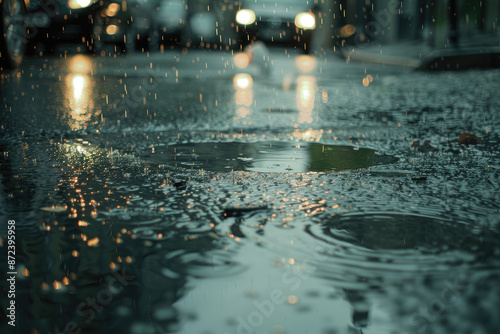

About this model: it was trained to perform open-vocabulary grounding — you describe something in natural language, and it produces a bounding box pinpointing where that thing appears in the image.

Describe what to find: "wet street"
[1,48,500,334]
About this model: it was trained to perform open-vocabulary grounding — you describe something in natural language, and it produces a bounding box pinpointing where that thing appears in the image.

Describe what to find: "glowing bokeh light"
[295,13,315,30]
[233,73,253,89]
[236,9,256,25]
[234,53,250,69]
[295,55,316,73]
[106,24,119,35]
[296,75,316,123]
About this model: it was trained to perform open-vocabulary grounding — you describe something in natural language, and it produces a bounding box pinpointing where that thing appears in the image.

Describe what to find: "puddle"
[141,141,397,172]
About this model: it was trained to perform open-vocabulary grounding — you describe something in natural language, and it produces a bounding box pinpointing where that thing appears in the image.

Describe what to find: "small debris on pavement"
[410,140,438,152]
[223,206,269,218]
[171,179,188,190]
[458,133,482,145]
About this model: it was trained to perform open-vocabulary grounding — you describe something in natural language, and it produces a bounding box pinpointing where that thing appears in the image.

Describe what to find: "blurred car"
[26,0,99,53]
[235,0,316,53]
[0,0,27,68]
[92,0,132,52]
[94,0,187,53]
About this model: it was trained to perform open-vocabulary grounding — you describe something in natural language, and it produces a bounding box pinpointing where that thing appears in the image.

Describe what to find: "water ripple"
[303,212,499,290]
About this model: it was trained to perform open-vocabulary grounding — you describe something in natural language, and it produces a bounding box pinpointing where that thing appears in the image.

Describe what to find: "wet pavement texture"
[1,49,500,334]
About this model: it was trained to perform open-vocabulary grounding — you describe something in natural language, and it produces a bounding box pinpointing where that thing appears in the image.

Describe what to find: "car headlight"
[295,12,315,30]
[68,0,93,9]
[236,9,256,25]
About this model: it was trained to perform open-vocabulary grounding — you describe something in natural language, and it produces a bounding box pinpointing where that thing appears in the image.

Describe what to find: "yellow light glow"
[72,74,85,102]
[68,0,92,9]
[322,91,328,103]
[233,73,253,89]
[106,24,119,35]
[236,9,256,25]
[77,0,91,6]
[87,237,100,247]
[234,73,253,119]
[236,107,250,118]
[236,89,253,106]
[78,220,88,226]
[105,3,120,16]
[340,24,356,38]
[64,72,94,131]
[295,55,316,73]
[296,75,316,123]
[295,12,315,30]
[234,52,250,68]
[69,54,92,74]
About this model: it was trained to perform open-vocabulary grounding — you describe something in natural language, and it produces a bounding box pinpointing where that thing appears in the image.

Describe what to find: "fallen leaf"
[458,133,482,145]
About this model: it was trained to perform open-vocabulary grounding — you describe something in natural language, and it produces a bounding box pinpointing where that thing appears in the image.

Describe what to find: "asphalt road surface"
[1,48,500,334]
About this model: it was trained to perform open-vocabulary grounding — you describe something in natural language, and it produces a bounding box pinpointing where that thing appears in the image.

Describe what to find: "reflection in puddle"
[296,75,315,123]
[72,75,85,101]
[68,54,93,74]
[234,74,253,106]
[60,55,98,131]
[64,73,96,131]
[233,73,253,89]
[295,55,316,73]
[233,52,251,69]
[142,141,397,173]
[233,73,254,121]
